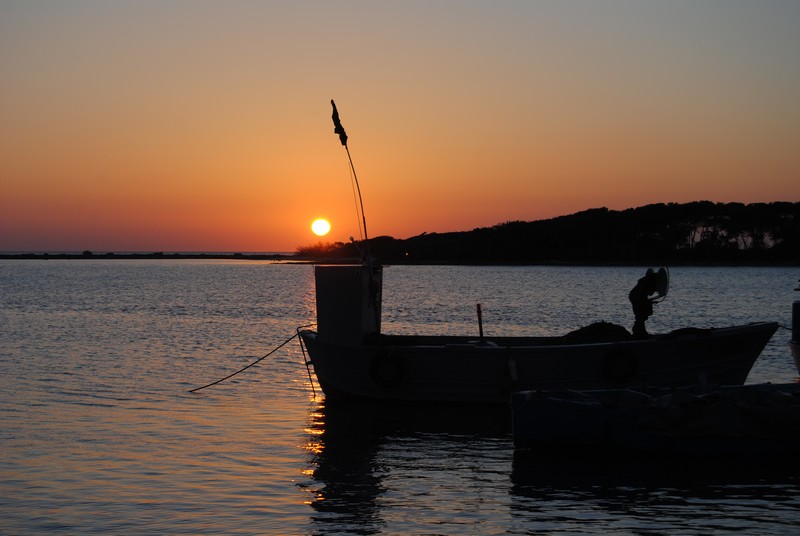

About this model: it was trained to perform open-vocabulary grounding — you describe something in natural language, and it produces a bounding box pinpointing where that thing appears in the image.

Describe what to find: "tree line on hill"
[297,201,800,264]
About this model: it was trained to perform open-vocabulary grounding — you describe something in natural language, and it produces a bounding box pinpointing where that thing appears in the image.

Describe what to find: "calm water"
[1,260,799,534]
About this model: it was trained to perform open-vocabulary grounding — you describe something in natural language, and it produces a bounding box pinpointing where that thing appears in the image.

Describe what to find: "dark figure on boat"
[629,269,660,338]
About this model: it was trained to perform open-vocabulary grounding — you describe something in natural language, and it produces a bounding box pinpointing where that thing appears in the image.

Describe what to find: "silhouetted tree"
[302,202,799,264]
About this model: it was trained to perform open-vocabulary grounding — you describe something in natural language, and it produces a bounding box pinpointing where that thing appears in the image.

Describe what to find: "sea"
[1,260,799,535]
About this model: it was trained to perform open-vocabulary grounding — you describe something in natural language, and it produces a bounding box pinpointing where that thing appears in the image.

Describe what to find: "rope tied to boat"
[189,327,316,394]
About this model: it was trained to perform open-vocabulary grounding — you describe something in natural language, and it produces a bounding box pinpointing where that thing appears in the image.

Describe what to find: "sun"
[311,218,331,237]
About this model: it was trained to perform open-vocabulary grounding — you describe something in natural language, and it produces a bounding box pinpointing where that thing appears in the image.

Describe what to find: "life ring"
[602,348,637,384]
[370,350,404,387]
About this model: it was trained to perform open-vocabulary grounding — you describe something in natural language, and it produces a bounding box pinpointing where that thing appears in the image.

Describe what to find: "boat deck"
[371,322,715,348]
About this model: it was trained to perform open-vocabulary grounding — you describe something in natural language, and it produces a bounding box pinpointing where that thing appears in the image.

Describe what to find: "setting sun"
[0,3,797,254]
[311,218,331,237]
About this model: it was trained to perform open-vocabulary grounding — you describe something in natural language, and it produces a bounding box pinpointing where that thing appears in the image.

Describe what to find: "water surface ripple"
[2,261,798,534]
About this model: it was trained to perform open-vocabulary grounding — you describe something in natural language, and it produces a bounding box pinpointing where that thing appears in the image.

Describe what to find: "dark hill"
[303,201,800,265]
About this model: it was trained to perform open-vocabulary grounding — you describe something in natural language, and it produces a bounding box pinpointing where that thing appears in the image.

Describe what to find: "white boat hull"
[300,322,778,404]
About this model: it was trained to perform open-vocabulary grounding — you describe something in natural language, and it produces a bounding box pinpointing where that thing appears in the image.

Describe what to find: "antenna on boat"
[331,100,371,265]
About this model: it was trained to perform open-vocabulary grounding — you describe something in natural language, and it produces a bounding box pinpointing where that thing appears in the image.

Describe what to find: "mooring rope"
[296,325,317,397]
[189,332,300,393]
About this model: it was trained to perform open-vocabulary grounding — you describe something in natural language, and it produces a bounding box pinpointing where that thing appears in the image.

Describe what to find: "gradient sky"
[2,1,798,252]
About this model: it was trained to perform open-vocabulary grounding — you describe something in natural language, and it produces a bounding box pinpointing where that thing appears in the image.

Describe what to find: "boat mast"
[331,100,371,265]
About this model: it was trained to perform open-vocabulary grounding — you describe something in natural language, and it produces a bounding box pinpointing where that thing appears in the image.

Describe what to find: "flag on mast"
[331,100,348,147]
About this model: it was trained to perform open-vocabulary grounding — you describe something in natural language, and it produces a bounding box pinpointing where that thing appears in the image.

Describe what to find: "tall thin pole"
[331,100,370,264]
[344,144,369,250]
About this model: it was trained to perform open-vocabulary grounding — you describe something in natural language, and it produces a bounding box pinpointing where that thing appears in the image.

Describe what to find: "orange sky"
[1,1,798,252]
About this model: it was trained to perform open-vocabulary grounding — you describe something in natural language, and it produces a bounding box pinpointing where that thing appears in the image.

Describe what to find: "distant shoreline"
[4,201,798,266]
[0,252,302,261]
[1,252,796,267]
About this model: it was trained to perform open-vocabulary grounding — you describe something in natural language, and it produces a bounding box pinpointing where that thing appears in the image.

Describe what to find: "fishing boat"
[297,101,778,405]
[511,383,800,457]
[298,264,777,404]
